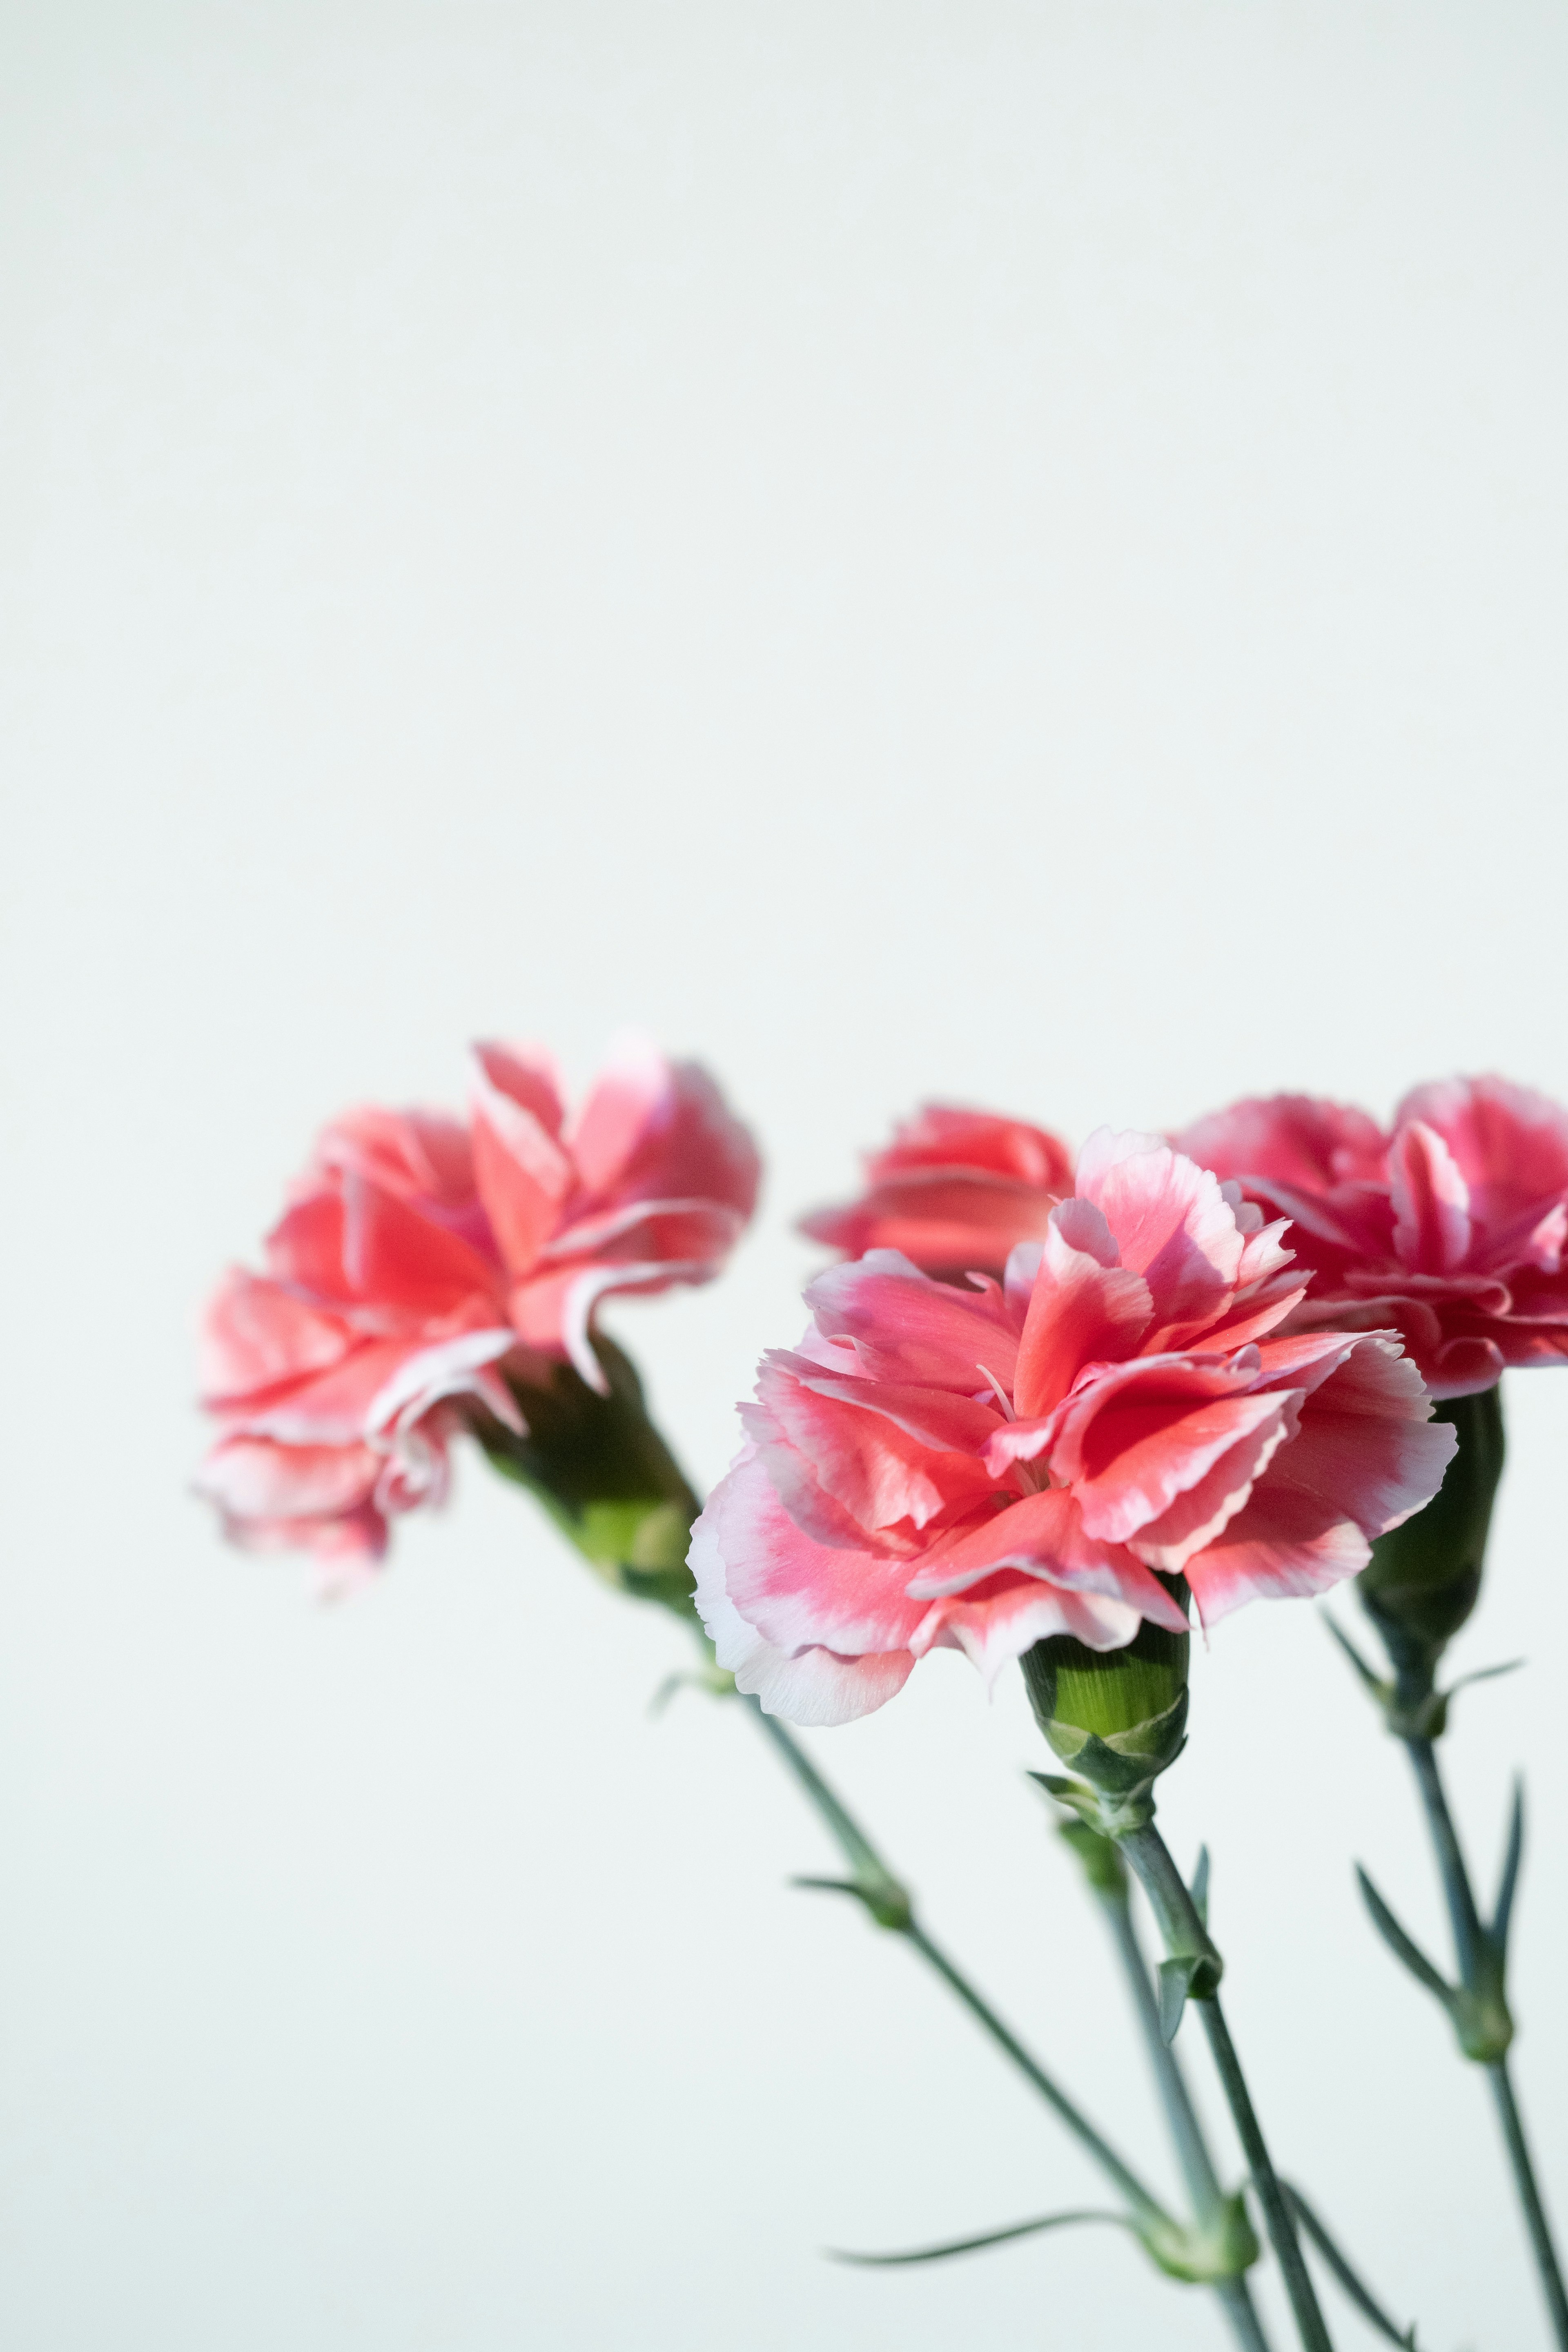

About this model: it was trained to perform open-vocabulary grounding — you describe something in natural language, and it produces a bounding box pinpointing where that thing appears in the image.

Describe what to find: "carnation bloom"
[693,1131,1454,1726]
[197,1038,760,1574]
[1174,1078,1568,1400]
[801,1104,1074,1277]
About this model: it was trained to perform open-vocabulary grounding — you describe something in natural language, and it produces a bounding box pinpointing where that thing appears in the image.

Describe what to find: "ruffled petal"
[805,1250,1020,1392]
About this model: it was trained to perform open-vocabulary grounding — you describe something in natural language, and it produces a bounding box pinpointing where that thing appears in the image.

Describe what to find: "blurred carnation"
[196,1038,759,1577]
[800,1105,1073,1277]
[1174,1077,1568,1399]
[694,1131,1453,1725]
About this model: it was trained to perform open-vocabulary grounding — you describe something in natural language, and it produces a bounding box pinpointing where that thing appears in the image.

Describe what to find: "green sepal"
[472,1335,702,1620]
[1355,1863,1513,2062]
[791,1870,914,1935]
[1158,1954,1202,2043]
[1356,1385,1506,1716]
[829,2194,1259,2286]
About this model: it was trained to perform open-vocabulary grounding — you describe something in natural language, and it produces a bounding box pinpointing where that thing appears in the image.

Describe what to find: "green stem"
[1121,1824,1334,2352]
[1490,2061,1568,2350]
[1197,1998,1333,2352]
[745,1699,1172,2228]
[1100,1889,1273,2352]
[1403,1737,1568,2349]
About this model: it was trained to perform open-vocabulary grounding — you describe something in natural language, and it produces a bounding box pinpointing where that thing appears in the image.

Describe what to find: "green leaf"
[1189,1844,1210,1927]
[1322,1606,1392,1702]
[1285,2183,1420,2347]
[1492,1780,1525,1956]
[1354,1866,1454,2002]
[828,2209,1131,2267]
[1158,1954,1200,2043]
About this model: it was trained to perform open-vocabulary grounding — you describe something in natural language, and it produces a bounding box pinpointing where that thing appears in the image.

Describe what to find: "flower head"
[693,1131,1454,1725]
[1174,1078,1568,1399]
[196,1038,758,1576]
[801,1105,1073,1277]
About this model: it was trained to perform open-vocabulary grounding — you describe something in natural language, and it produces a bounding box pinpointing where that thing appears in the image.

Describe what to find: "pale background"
[4,4,1567,2346]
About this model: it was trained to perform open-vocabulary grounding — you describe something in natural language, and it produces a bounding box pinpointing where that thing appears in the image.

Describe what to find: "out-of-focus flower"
[800,1105,1074,1278]
[694,1131,1454,1725]
[1174,1078,1568,1399]
[197,1039,759,1575]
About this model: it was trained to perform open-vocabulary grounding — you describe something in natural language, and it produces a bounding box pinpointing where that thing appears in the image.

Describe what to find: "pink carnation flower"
[694,1131,1454,1726]
[1174,1078,1568,1400]
[801,1105,1074,1278]
[197,1038,760,1576]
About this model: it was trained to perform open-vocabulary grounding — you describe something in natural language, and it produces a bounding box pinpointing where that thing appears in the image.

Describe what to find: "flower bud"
[1359,1385,1505,1670]
[1020,1613,1190,1834]
[473,1335,702,1619]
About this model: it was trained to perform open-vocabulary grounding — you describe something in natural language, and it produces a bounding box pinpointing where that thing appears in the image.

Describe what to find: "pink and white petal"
[1174,1095,1390,1196]
[911,1580,1145,1688]
[198,1269,355,1405]
[471,1054,574,1276]
[780,1361,1004,1457]
[472,1039,567,1137]
[195,1435,381,1521]
[265,1189,356,1304]
[864,1105,1076,1189]
[572,1038,761,1218]
[1070,1389,1294,1547]
[1012,1206,1155,1419]
[1127,1406,1298,1572]
[747,1357,994,1537]
[1285,1338,1457,1535]
[340,1170,499,1318]
[689,1450,931,1665]
[805,1251,1021,1392]
[1389,1122,1472,1275]
[1396,1076,1568,1234]
[231,1336,432,1446]
[364,1325,522,1445]
[907,1489,1189,1626]
[1075,1133,1245,1330]
[544,1198,746,1271]
[313,1105,479,1211]
[1184,1500,1370,1622]
[1194,1280,1310,1353]
[801,1170,1060,1276]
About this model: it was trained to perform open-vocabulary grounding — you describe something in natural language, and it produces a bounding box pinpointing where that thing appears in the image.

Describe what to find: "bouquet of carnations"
[197,1042,1568,2351]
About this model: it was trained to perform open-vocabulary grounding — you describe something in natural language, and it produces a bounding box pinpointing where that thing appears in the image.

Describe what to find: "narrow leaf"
[1189,1844,1211,1927]
[1447,1657,1525,1698]
[1158,1955,1198,2043]
[1354,1866,1453,2002]
[1321,1607,1389,1699]
[829,2209,1131,2267]
[1492,1779,1525,1956]
[1285,2183,1419,2347]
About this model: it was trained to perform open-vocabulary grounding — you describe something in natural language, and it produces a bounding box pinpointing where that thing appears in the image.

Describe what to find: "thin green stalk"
[1403,1737,1568,2349]
[1490,2061,1568,2350]
[745,1699,1170,2229]
[1121,1822,1335,2352]
[1099,1888,1273,2352]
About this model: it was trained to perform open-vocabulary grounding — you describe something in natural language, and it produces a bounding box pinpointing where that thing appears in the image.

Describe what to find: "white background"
[4,4,1568,2346]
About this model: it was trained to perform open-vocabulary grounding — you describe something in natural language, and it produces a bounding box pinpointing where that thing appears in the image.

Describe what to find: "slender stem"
[1402,1737,1568,2349]
[744,1698,1174,2227]
[1197,1998,1333,2352]
[1102,1889,1227,2218]
[1490,2061,1568,2350]
[1404,1738,1484,1983]
[1101,1889,1274,2352]
[904,1918,1171,2224]
[1121,1823,1334,2352]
